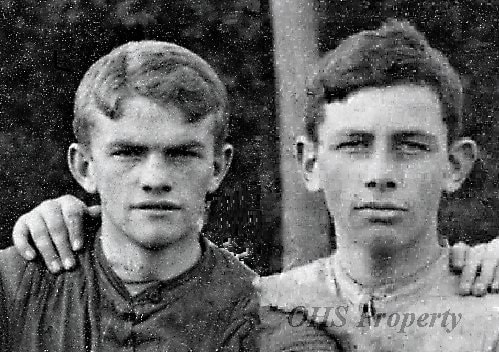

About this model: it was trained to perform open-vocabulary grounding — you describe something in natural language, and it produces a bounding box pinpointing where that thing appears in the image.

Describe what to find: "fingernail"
[459,284,471,295]
[25,250,36,260]
[72,240,82,250]
[50,261,61,273]
[473,283,486,296]
[63,258,75,269]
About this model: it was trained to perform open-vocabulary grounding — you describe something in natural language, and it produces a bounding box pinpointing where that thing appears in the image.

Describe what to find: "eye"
[111,146,144,158]
[166,149,201,160]
[397,141,430,154]
[334,140,370,152]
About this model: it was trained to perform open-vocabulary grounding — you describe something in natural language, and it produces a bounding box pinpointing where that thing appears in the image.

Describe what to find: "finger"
[473,256,497,297]
[473,240,499,296]
[12,215,37,261]
[485,239,499,294]
[39,200,76,270]
[491,265,499,294]
[28,212,62,273]
[87,205,101,218]
[449,241,468,273]
[60,197,86,252]
[459,244,485,296]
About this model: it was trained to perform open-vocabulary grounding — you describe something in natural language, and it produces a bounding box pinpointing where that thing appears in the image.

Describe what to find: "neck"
[335,223,442,290]
[100,221,202,287]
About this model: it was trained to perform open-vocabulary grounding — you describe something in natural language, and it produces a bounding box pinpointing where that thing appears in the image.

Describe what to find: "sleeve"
[0,247,28,298]
[219,293,260,352]
[0,274,9,349]
[258,306,340,352]
[0,247,25,350]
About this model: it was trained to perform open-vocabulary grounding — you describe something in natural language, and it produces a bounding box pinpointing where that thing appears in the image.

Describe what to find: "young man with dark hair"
[6,19,499,352]
[0,41,258,351]
[257,20,499,351]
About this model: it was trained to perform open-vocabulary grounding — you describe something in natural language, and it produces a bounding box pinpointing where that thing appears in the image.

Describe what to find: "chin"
[128,227,185,250]
[359,227,404,248]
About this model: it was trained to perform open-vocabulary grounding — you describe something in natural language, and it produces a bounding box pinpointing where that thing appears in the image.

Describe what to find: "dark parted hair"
[305,19,463,145]
[73,40,229,151]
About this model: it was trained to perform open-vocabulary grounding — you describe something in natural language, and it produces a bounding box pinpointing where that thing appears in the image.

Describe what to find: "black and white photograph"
[0,0,498,351]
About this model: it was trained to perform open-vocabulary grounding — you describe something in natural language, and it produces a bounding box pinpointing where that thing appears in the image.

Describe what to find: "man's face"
[315,84,450,249]
[84,96,227,249]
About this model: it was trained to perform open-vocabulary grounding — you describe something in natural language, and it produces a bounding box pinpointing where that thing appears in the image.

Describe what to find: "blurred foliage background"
[0,0,280,274]
[0,0,497,274]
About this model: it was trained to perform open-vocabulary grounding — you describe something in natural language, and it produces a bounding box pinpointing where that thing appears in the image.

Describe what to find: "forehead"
[90,96,215,146]
[320,84,446,138]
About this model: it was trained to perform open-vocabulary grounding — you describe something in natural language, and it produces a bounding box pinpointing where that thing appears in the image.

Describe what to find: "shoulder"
[428,266,499,312]
[422,294,499,350]
[256,258,341,352]
[259,307,340,352]
[452,294,499,318]
[0,246,27,269]
[207,239,257,281]
[254,256,333,311]
[0,246,30,297]
[0,241,95,302]
[200,238,258,307]
[199,239,261,345]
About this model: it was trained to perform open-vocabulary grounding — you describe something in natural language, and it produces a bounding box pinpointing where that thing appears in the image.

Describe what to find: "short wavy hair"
[306,19,463,146]
[73,40,228,151]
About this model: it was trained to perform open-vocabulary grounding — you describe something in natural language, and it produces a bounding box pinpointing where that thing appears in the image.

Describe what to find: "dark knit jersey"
[0,234,259,352]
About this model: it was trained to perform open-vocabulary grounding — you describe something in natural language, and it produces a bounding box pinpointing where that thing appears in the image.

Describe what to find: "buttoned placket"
[327,246,448,333]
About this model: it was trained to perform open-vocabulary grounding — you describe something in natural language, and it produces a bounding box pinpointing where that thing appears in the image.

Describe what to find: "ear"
[295,136,320,192]
[443,138,477,193]
[68,143,98,194]
[208,143,233,193]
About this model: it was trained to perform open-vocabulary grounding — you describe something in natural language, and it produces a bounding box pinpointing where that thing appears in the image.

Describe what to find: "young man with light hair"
[6,19,499,352]
[0,41,258,351]
[257,20,499,351]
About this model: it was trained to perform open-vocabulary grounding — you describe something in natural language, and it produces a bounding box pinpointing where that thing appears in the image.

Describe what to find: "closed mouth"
[132,202,181,211]
[354,202,407,211]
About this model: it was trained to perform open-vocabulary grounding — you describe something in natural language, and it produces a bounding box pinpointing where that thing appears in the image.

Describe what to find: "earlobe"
[444,138,478,193]
[295,136,320,192]
[68,143,97,194]
[208,143,233,193]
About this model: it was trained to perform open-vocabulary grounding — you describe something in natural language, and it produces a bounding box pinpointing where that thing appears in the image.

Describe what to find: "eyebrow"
[392,131,438,143]
[348,131,370,138]
[335,130,437,139]
[106,140,206,150]
[334,130,373,139]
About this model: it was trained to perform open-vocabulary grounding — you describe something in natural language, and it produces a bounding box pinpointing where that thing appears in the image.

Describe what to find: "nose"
[365,179,397,192]
[364,149,398,192]
[139,153,172,193]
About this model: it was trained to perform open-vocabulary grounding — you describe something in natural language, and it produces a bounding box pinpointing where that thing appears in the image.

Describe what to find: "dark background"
[316,0,499,250]
[0,0,497,274]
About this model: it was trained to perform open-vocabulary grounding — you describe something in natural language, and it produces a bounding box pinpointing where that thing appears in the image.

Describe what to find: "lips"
[353,202,407,225]
[132,201,182,211]
[354,202,408,211]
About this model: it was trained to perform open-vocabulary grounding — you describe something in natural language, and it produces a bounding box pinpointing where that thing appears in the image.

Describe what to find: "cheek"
[94,163,131,196]
[182,163,214,194]
[403,162,444,207]
[319,158,359,203]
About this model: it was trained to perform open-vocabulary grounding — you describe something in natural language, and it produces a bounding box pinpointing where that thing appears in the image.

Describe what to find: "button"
[115,303,133,313]
[121,311,137,321]
[102,318,133,346]
[149,290,162,304]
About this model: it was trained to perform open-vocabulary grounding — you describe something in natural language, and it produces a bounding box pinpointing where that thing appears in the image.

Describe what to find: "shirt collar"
[327,245,449,317]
